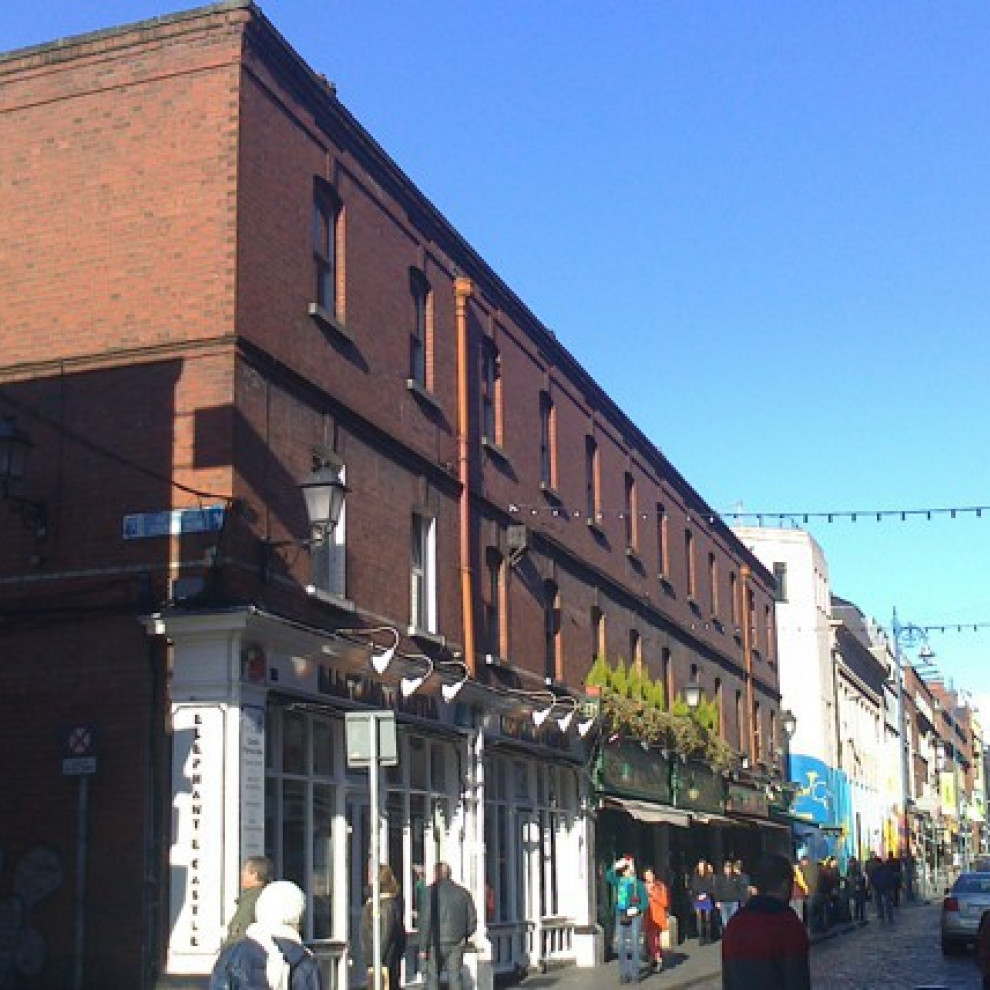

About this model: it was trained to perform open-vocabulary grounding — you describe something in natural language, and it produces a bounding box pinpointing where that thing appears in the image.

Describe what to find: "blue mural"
[790,754,857,864]
[791,754,837,825]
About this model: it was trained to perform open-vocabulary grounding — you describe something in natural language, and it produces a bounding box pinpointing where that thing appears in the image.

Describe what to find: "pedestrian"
[790,861,809,921]
[869,854,895,924]
[847,858,868,923]
[977,908,990,989]
[733,860,753,904]
[721,853,811,990]
[642,866,670,972]
[887,852,903,907]
[210,879,323,989]
[361,864,406,990]
[419,862,477,990]
[605,855,648,984]
[689,859,716,945]
[222,855,275,949]
[714,859,741,934]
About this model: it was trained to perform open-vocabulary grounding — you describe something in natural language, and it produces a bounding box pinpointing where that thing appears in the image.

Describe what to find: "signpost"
[62,724,97,990]
[345,712,398,990]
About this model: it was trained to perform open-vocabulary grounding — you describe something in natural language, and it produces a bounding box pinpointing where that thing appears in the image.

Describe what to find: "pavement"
[504,911,890,990]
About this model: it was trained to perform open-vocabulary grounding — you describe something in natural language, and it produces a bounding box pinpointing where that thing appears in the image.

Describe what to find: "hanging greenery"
[584,658,736,772]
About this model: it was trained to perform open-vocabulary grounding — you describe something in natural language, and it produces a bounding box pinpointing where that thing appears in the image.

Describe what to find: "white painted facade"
[731,528,837,768]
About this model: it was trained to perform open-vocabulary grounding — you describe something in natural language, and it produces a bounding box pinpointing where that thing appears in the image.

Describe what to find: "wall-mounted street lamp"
[683,678,702,711]
[262,461,347,582]
[0,416,48,541]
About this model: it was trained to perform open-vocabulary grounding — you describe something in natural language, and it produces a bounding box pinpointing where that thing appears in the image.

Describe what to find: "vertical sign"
[240,705,266,858]
[169,705,225,963]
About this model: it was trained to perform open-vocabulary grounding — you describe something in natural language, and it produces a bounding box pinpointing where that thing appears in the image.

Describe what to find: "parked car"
[941,872,990,953]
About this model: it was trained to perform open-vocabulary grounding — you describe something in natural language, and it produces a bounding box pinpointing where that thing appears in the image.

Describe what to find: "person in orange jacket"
[642,866,670,971]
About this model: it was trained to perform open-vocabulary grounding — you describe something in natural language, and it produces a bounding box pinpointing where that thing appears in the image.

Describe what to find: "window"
[585,436,600,523]
[685,529,696,599]
[708,552,718,616]
[753,701,762,761]
[311,465,347,599]
[730,571,739,626]
[481,339,501,445]
[539,392,557,491]
[624,472,638,552]
[313,181,343,319]
[714,678,723,738]
[629,629,642,668]
[773,562,788,602]
[661,648,672,711]
[410,513,436,633]
[735,690,744,750]
[591,605,605,662]
[656,503,669,577]
[409,268,432,389]
[484,548,504,659]
[765,604,774,662]
[543,580,561,683]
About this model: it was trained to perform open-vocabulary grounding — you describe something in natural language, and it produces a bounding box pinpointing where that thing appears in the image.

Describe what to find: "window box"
[308,302,353,343]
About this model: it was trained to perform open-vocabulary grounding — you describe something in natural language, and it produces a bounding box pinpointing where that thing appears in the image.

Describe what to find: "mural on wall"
[791,754,837,826]
[0,844,64,988]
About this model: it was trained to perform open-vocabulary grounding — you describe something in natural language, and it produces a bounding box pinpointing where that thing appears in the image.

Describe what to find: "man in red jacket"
[721,853,811,990]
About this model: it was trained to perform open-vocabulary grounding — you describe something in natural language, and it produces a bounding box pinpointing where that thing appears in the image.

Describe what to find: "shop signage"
[601,741,672,803]
[675,760,725,813]
[725,782,769,817]
[170,705,225,957]
[240,706,265,857]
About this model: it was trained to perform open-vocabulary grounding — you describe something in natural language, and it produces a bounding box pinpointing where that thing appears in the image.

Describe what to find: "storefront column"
[146,610,254,980]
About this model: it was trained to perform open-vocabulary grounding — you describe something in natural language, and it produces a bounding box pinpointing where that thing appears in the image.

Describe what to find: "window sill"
[540,481,563,505]
[659,574,674,594]
[407,625,446,648]
[625,546,643,568]
[406,378,443,414]
[304,585,356,612]
[711,616,724,633]
[586,517,606,539]
[687,596,702,615]
[482,437,513,469]
[308,302,353,343]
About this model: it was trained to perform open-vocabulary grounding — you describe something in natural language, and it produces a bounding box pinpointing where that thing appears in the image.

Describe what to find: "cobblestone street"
[692,901,982,990]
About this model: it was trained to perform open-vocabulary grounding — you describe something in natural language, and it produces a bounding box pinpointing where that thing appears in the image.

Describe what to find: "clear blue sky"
[5,2,990,710]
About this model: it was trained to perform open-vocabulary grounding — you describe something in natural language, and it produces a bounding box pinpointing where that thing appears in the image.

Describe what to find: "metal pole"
[370,717,382,990]
[72,774,90,990]
[892,609,911,855]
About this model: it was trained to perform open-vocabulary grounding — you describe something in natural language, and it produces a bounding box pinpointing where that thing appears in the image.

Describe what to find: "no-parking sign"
[62,723,97,776]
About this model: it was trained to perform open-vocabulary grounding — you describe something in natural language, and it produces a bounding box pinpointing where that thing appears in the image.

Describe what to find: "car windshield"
[953,874,990,894]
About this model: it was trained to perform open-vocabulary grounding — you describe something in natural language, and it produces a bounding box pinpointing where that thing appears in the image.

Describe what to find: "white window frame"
[411,512,437,633]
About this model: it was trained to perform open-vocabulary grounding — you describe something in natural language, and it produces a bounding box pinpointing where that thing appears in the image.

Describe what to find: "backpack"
[210,941,255,990]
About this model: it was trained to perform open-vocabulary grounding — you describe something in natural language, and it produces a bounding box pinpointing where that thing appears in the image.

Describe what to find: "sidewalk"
[508,907,901,990]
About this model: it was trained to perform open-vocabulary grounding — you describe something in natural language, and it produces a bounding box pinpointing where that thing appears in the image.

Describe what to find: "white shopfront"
[149,608,596,988]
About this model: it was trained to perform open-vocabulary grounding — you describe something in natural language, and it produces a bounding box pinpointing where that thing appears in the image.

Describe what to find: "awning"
[726,812,791,831]
[603,795,690,828]
[691,812,736,826]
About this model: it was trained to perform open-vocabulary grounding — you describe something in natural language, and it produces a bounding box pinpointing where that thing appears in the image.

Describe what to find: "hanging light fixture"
[532,704,553,728]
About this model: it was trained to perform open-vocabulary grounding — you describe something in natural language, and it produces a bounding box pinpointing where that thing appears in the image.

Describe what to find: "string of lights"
[506,501,990,525]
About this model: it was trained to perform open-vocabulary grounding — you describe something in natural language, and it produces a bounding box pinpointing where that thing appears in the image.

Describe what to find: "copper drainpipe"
[454,277,477,677]
[741,564,757,760]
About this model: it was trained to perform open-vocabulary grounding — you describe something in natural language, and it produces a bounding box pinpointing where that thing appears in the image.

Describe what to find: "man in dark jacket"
[721,853,811,990]
[222,855,274,949]
[419,863,477,990]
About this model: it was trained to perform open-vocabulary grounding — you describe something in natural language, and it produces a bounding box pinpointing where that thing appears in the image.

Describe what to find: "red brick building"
[0,3,782,987]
